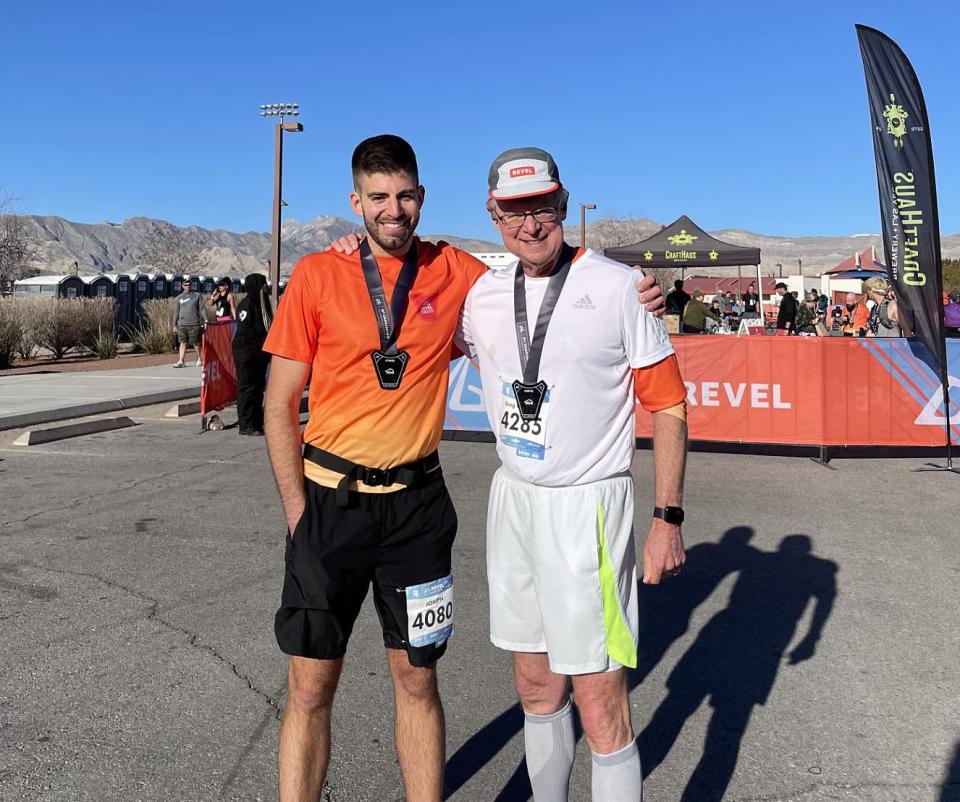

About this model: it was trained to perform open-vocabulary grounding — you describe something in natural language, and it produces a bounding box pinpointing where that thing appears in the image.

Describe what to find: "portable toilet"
[231,276,243,296]
[200,275,215,295]
[82,274,115,301]
[170,274,186,295]
[131,272,152,331]
[150,273,169,300]
[114,273,134,332]
[58,275,86,299]
[186,274,202,293]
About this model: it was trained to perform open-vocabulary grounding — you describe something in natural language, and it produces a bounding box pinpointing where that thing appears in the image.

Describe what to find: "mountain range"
[19,213,960,278]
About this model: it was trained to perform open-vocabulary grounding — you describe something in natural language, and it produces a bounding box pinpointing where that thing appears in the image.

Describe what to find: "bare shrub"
[129,298,176,354]
[0,298,17,369]
[10,298,43,360]
[31,298,115,360]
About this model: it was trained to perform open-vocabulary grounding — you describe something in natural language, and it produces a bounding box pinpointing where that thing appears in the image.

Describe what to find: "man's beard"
[364,212,417,254]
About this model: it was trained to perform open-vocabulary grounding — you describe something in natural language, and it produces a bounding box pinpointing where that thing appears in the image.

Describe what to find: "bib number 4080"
[500,410,542,436]
[412,601,453,631]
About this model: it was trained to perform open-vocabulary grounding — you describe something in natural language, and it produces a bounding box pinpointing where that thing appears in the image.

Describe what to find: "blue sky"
[3,1,958,241]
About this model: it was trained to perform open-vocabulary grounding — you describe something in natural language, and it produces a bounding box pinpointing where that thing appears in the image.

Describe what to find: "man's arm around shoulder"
[264,356,311,533]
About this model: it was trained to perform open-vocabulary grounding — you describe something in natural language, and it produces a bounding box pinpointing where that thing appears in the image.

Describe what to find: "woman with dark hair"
[232,273,272,436]
[210,277,237,321]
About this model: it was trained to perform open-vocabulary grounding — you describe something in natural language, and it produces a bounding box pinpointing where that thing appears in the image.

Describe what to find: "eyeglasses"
[495,207,561,230]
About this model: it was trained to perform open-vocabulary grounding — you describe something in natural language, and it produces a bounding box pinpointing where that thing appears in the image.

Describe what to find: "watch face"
[661,506,684,525]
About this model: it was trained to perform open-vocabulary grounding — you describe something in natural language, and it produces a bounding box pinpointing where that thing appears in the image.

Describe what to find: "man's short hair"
[775,282,788,290]
[692,289,704,299]
[351,134,419,187]
[674,279,684,290]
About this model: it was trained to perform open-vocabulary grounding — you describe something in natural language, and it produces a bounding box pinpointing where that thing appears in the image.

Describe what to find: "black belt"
[303,444,440,508]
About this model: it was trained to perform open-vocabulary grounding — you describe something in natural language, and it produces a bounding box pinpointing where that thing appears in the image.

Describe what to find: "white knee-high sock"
[591,739,643,801]
[524,699,575,801]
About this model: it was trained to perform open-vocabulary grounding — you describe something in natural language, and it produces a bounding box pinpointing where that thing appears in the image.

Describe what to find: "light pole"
[579,203,596,249]
[260,102,303,309]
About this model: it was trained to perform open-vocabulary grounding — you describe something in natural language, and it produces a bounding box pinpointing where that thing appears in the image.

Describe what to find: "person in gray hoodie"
[171,278,206,367]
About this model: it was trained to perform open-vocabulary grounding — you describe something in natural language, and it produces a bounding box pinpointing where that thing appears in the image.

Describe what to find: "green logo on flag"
[883,93,908,149]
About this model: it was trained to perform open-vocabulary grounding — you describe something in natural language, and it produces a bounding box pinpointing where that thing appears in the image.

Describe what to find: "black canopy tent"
[603,215,765,321]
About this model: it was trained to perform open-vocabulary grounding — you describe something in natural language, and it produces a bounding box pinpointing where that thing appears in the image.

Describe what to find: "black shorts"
[275,469,457,667]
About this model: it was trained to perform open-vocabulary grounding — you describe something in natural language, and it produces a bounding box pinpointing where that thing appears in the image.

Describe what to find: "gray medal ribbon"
[359,239,418,389]
[512,244,575,419]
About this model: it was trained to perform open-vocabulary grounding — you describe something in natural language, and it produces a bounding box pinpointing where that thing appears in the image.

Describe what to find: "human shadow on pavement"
[444,528,836,801]
[638,532,837,802]
[941,740,960,802]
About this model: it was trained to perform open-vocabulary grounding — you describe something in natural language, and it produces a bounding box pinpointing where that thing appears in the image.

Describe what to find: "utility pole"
[260,102,303,309]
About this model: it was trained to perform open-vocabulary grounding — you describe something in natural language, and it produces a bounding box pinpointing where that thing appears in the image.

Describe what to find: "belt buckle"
[363,467,389,487]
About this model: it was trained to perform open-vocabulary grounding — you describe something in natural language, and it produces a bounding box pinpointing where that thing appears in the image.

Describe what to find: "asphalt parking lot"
[1,408,958,801]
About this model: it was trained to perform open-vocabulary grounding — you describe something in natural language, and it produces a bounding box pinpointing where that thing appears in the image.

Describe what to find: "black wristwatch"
[653,506,685,525]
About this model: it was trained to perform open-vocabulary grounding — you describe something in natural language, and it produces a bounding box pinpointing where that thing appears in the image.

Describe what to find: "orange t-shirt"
[264,238,486,490]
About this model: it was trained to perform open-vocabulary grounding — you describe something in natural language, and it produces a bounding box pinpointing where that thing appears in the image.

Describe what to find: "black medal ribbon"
[512,244,575,421]
[359,239,418,390]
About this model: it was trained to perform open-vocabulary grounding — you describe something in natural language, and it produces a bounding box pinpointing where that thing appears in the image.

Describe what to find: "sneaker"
[173,361,185,368]
[195,357,202,367]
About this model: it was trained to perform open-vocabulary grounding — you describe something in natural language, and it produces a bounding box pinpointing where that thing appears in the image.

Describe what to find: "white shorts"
[486,466,638,675]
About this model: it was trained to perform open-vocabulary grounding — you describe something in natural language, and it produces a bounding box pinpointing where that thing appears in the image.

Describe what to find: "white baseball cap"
[488,147,561,200]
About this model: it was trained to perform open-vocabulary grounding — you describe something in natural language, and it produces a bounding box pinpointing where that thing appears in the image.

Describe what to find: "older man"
[455,147,688,801]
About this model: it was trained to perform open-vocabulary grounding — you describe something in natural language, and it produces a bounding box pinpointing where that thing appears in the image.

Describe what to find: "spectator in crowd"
[845,289,873,337]
[945,289,960,337]
[171,277,206,367]
[816,289,829,317]
[666,279,691,317]
[232,273,272,435]
[840,293,860,336]
[862,277,900,338]
[775,282,797,333]
[741,282,760,319]
[210,277,237,321]
[795,290,822,335]
[683,289,721,334]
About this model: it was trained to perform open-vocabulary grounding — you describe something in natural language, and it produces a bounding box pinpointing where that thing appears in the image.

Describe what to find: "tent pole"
[679,266,685,336]
[756,263,765,328]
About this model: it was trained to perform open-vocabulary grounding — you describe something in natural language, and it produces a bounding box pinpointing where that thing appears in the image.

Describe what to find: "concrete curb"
[0,387,199,432]
[165,400,202,418]
[13,416,138,446]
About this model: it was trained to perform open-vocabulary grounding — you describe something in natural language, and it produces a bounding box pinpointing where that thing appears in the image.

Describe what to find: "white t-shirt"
[456,248,674,486]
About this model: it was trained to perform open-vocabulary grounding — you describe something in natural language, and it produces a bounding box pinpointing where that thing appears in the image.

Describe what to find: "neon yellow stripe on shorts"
[596,499,637,669]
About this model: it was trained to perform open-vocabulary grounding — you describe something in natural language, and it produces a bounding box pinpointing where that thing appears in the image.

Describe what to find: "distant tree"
[0,192,40,286]
[942,257,960,292]
[136,223,211,275]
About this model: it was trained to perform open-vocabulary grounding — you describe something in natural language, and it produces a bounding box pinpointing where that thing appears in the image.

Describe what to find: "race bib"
[499,381,548,460]
[406,575,454,648]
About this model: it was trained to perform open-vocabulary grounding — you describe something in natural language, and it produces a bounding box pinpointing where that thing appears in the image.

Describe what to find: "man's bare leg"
[387,648,445,802]
[279,655,343,802]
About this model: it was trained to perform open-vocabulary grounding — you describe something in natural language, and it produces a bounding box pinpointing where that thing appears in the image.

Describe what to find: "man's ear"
[349,190,363,218]
[417,185,426,208]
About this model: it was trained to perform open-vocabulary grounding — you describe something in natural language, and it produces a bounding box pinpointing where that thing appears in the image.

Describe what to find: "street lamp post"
[579,203,596,250]
[260,102,303,309]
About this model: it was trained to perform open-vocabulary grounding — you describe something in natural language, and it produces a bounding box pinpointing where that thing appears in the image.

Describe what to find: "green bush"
[128,298,176,354]
[91,326,120,359]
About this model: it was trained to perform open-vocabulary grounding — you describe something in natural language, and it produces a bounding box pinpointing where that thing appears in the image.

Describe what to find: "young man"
[455,147,688,801]
[265,135,666,802]
[170,277,205,367]
[774,282,797,333]
[741,282,760,319]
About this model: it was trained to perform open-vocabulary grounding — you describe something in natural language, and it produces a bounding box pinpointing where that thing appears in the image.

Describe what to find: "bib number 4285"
[500,410,542,436]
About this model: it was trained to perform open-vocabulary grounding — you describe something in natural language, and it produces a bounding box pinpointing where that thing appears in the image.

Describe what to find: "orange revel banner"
[200,321,238,415]
[634,337,960,447]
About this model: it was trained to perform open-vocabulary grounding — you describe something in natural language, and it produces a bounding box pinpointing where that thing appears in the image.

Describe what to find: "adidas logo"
[572,294,596,310]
